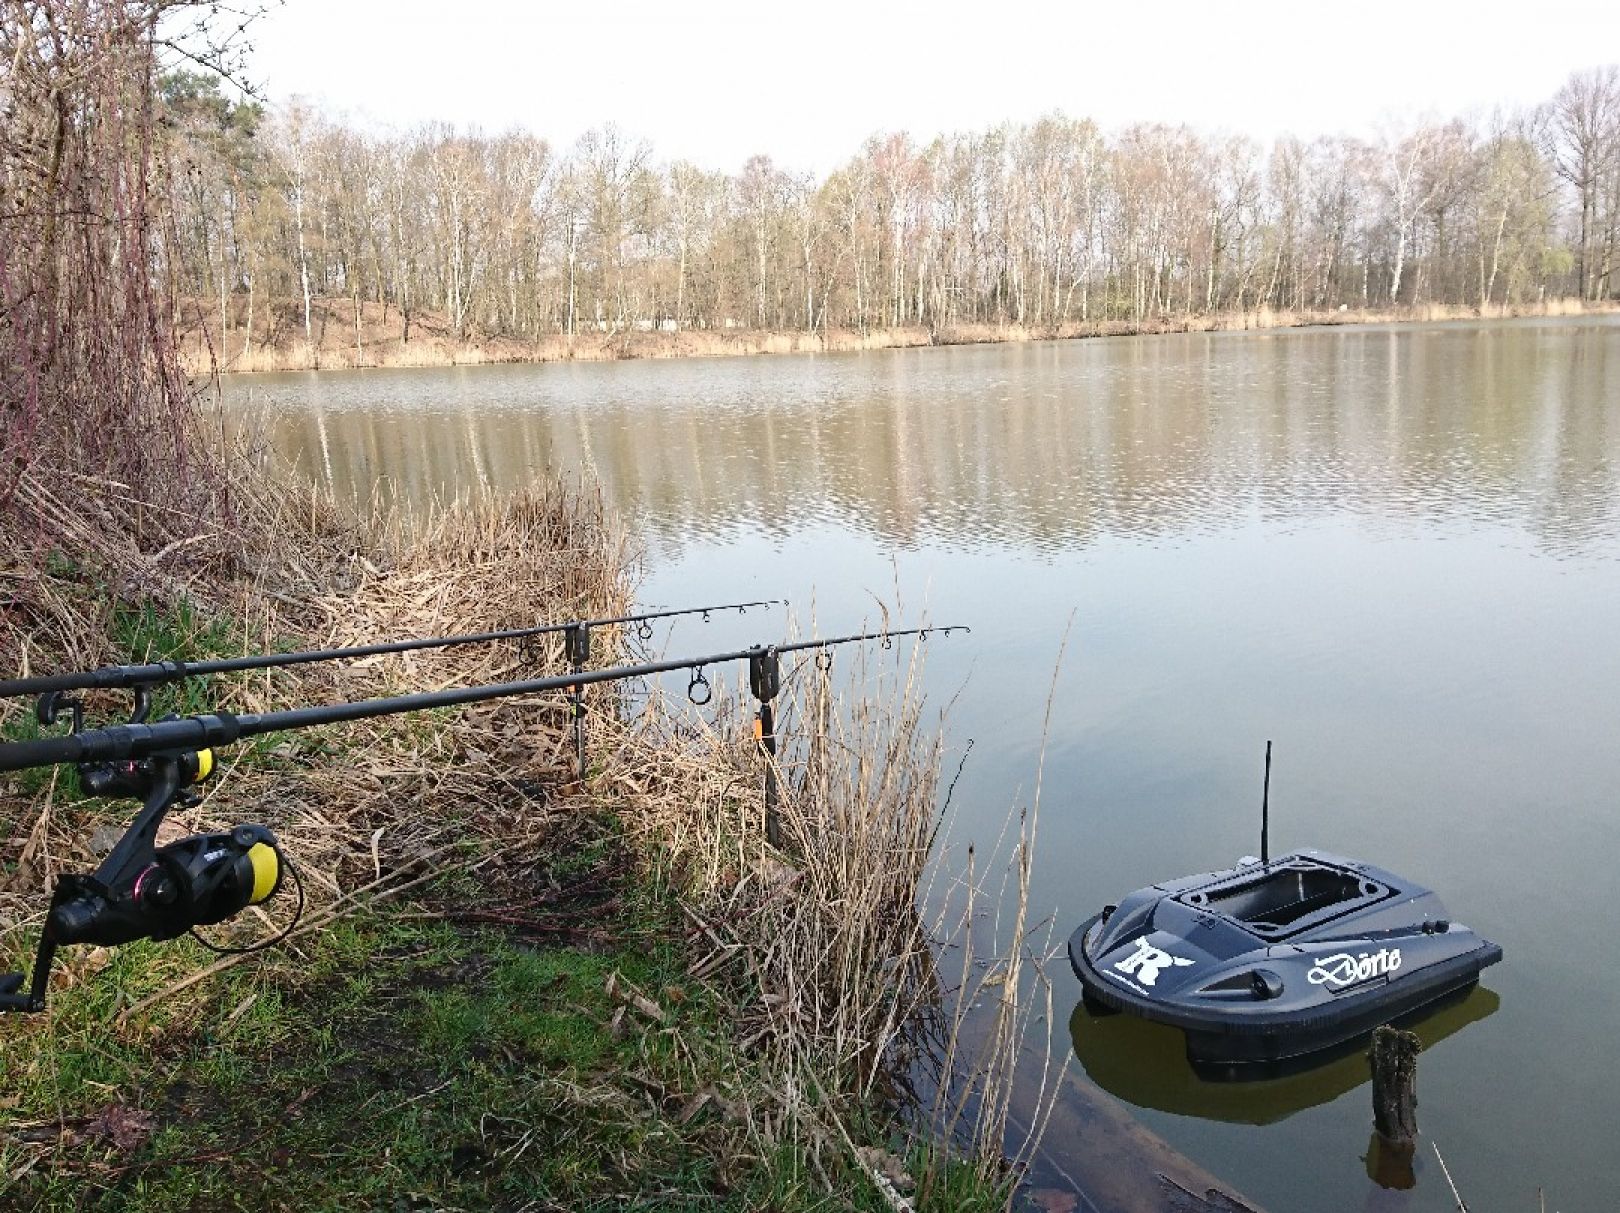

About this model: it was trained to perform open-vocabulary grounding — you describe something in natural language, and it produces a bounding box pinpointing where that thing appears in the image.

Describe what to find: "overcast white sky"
[245,0,1619,172]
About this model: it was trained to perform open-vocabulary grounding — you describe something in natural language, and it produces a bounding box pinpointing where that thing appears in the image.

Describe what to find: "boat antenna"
[1261,739,1273,866]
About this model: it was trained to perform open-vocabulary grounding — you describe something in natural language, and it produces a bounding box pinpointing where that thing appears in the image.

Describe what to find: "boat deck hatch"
[1176,860,1393,940]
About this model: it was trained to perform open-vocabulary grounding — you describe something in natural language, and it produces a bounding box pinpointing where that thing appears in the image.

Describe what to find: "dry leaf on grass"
[82,1105,157,1153]
[855,1146,915,1193]
[605,970,667,1023]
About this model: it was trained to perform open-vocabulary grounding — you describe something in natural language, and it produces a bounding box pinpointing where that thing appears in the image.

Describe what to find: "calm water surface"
[223,318,1620,1213]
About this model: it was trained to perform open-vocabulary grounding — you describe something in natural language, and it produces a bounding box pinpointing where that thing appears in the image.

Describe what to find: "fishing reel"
[0,748,296,1013]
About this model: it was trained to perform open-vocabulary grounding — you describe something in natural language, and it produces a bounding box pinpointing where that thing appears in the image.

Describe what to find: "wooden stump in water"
[1369,1024,1421,1145]
[1367,1025,1421,1190]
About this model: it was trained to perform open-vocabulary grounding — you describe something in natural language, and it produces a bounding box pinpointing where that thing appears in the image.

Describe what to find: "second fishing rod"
[0,598,782,781]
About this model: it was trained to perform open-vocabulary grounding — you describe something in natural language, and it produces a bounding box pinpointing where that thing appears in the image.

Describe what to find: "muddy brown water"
[223,317,1620,1213]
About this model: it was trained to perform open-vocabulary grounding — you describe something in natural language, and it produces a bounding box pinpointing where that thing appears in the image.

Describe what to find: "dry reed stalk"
[583,623,1066,1198]
[1432,1141,1470,1212]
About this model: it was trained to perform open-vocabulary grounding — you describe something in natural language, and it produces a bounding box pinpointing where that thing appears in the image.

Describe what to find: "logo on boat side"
[1307,948,1402,989]
[1113,937,1196,987]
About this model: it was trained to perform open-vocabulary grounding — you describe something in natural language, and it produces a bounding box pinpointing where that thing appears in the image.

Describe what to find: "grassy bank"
[4,804,968,1211]
[0,469,1046,1211]
[177,296,1620,375]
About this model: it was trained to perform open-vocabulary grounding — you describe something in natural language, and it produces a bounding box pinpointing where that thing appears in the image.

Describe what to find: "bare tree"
[1376,121,1452,303]
[1547,66,1620,299]
[268,100,321,349]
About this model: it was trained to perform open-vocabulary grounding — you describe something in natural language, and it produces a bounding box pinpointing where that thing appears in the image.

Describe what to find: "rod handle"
[0,734,86,772]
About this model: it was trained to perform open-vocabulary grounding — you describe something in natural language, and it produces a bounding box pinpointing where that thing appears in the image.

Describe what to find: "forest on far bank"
[162,65,1620,360]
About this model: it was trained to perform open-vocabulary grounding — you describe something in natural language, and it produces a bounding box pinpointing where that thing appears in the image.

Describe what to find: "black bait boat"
[1067,849,1502,1069]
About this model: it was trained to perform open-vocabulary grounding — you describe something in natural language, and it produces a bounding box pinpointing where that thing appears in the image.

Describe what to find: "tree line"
[161,66,1620,354]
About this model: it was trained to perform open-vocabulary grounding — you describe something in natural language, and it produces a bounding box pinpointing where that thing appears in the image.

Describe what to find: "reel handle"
[0,972,27,1010]
[0,929,58,1013]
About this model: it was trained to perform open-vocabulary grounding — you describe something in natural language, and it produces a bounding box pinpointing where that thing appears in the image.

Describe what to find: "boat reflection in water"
[1068,983,1500,1126]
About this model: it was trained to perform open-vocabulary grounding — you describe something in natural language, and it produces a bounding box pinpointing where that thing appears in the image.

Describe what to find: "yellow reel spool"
[246,842,281,905]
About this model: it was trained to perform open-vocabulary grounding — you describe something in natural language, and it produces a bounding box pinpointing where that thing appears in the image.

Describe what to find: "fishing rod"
[0,623,966,1014]
[0,598,782,754]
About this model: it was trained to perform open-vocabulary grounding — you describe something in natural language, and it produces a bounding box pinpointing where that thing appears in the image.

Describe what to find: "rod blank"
[0,600,784,699]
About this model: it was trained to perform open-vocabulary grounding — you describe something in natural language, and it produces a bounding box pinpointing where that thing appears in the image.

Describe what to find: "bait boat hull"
[1067,850,1501,1070]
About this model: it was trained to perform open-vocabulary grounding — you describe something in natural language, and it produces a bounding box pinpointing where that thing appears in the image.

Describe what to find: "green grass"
[109,598,240,722]
[0,818,1001,1213]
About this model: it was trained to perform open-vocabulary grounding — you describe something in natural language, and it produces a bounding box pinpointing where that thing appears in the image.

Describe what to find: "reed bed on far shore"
[178,296,1620,376]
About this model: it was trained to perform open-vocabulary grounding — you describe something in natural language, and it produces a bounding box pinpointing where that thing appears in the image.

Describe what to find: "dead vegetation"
[0,467,621,971]
[0,456,1059,1208]
[1,4,236,579]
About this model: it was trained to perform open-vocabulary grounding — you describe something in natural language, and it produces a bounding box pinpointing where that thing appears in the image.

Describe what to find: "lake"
[222,317,1620,1212]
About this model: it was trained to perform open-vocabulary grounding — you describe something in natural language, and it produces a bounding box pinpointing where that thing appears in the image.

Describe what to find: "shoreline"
[0,474,1067,1210]
[180,298,1620,376]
